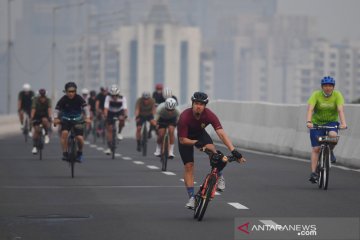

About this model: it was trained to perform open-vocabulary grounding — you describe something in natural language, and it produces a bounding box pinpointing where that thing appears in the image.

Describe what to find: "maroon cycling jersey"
[177,108,222,138]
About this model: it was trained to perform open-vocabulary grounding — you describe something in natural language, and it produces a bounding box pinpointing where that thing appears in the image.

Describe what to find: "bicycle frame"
[312,125,340,190]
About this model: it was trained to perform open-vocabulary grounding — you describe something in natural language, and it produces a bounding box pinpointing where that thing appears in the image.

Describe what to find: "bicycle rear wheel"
[112,124,116,159]
[197,175,217,221]
[68,137,77,178]
[23,118,29,142]
[317,150,324,189]
[323,146,330,190]
[142,123,147,156]
[161,134,169,171]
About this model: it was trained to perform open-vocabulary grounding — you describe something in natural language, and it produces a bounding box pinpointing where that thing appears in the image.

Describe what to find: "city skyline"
[1,0,360,114]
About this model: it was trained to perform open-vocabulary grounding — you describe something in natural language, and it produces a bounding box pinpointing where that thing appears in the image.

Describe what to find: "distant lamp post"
[51,2,86,104]
[7,0,14,114]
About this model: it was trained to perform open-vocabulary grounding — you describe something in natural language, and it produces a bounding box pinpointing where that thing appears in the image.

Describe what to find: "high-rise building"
[115,1,202,112]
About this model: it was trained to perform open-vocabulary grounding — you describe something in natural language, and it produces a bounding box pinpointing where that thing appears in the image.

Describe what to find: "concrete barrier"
[0,114,20,136]
[2,102,359,168]
[206,100,360,169]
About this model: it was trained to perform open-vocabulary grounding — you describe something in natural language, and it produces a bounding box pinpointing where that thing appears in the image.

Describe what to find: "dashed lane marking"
[228,202,249,210]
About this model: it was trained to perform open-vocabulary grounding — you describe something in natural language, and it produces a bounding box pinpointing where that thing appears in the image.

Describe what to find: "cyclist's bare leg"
[18,110,24,125]
[33,125,39,143]
[157,128,165,145]
[328,131,338,150]
[184,162,195,188]
[203,143,217,153]
[311,146,321,172]
[118,116,125,133]
[106,123,113,145]
[60,130,69,152]
[75,135,84,152]
[136,126,142,140]
[168,126,175,144]
[41,117,50,134]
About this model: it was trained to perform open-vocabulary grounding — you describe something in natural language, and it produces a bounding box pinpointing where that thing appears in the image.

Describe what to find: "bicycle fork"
[201,173,219,199]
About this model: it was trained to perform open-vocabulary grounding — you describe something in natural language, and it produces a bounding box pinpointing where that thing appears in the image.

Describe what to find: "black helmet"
[90,90,96,97]
[39,89,46,97]
[65,82,77,91]
[191,91,209,104]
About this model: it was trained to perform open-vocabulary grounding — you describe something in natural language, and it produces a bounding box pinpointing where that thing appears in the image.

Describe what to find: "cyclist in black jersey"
[53,82,91,162]
[18,83,35,135]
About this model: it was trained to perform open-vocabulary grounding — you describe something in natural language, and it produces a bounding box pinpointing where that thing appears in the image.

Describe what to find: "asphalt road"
[0,131,359,240]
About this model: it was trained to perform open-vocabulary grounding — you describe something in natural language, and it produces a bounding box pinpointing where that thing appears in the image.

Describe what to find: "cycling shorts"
[106,110,125,124]
[178,130,213,165]
[157,117,177,129]
[310,122,339,147]
[136,115,154,127]
[61,120,84,136]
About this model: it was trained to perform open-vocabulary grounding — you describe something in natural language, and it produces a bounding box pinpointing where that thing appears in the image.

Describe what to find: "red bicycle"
[194,148,240,221]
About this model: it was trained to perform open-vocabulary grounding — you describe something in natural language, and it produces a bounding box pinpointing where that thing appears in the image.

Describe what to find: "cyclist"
[88,90,97,119]
[30,89,52,154]
[154,97,180,158]
[135,92,157,152]
[306,76,347,183]
[177,91,245,209]
[53,82,91,162]
[152,83,165,106]
[81,88,89,102]
[104,85,128,155]
[95,87,108,137]
[18,83,35,136]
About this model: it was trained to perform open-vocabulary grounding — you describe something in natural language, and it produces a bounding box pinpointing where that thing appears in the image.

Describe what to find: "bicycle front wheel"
[323,146,330,190]
[161,134,169,171]
[197,174,217,221]
[68,137,77,178]
[142,124,147,157]
[317,150,324,189]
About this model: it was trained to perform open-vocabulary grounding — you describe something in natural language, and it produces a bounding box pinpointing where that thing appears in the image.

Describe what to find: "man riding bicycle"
[177,91,245,209]
[306,76,347,183]
[104,85,128,155]
[154,97,179,158]
[30,89,52,154]
[135,92,157,152]
[53,82,91,162]
[95,87,108,136]
[18,83,35,136]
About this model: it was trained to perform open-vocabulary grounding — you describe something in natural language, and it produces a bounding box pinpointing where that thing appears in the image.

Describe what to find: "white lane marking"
[147,165,159,170]
[228,202,249,209]
[115,153,121,157]
[163,171,176,176]
[96,147,104,151]
[122,157,132,160]
[90,144,96,148]
[259,220,280,226]
[215,191,221,196]
[133,161,144,165]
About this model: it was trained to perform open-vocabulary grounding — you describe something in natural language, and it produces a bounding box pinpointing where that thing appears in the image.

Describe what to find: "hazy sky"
[277,0,360,42]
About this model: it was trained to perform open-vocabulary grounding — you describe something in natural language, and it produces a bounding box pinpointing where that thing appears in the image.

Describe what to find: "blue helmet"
[321,76,335,86]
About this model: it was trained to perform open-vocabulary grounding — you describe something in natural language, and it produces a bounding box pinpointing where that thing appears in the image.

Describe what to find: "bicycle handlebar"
[311,125,348,130]
[200,147,238,163]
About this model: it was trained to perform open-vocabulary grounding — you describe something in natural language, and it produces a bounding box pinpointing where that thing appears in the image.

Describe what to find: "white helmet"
[162,87,173,99]
[110,85,120,96]
[23,83,31,91]
[82,88,89,95]
[165,97,177,110]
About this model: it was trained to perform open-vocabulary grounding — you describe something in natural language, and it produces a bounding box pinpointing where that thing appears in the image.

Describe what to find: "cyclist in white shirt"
[104,85,128,155]
[154,98,180,158]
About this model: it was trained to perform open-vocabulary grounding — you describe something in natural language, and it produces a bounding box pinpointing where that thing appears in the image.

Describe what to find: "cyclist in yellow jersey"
[306,76,347,183]
[134,92,157,152]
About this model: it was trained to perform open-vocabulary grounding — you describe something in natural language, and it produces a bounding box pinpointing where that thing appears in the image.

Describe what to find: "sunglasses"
[67,90,76,93]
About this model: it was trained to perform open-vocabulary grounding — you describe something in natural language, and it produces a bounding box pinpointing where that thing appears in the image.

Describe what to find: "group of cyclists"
[18,75,347,209]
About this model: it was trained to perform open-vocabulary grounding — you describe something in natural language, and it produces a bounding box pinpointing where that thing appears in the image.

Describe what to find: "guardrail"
[2,101,359,168]
[0,114,20,136]
[205,100,360,169]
